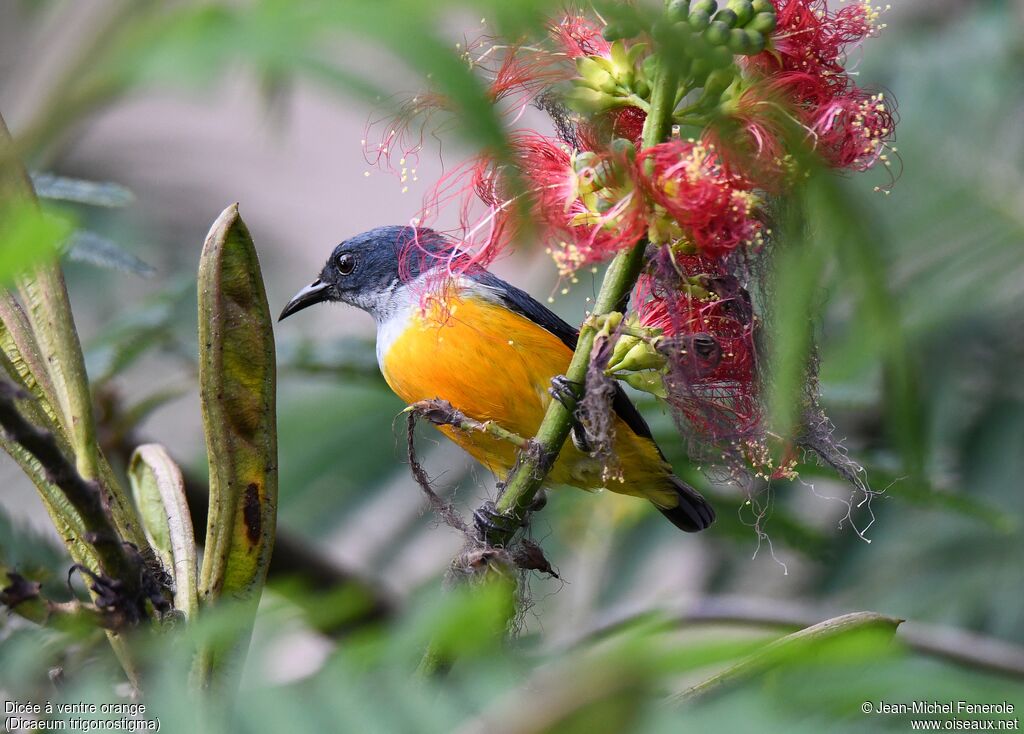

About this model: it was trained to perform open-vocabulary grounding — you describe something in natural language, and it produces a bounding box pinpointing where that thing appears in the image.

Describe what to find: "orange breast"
[380,293,671,496]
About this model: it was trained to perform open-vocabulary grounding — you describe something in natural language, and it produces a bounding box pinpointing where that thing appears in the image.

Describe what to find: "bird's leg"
[549,375,592,453]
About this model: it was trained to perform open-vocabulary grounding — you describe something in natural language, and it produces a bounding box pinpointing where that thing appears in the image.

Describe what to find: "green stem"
[484,53,682,545]
[672,612,903,702]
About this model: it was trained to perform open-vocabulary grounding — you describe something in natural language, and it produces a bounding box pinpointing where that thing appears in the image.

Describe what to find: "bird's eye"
[336,253,355,275]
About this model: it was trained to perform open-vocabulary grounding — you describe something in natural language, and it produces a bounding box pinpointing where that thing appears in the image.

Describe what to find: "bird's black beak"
[279,279,331,321]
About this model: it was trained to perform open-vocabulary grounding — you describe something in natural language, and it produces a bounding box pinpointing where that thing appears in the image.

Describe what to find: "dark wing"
[470,270,654,441]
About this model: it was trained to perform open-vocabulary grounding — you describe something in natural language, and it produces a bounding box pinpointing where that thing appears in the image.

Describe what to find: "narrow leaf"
[31,172,134,207]
[676,611,904,701]
[67,230,155,277]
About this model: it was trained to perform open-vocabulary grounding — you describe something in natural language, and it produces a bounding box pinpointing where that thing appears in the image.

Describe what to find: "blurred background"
[1,0,1022,731]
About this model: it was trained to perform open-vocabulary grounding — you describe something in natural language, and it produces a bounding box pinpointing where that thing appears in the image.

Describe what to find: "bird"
[279,226,714,532]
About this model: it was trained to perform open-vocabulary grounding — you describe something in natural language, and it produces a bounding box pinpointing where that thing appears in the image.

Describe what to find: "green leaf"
[0,203,71,286]
[676,611,904,702]
[30,172,134,207]
[66,230,155,277]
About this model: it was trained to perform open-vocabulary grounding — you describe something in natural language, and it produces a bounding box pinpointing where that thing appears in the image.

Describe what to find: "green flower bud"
[609,340,667,373]
[728,28,765,54]
[727,0,754,26]
[565,86,621,113]
[751,0,774,13]
[704,20,731,46]
[609,334,641,367]
[575,59,620,93]
[642,54,659,81]
[688,30,711,57]
[633,78,651,98]
[595,311,624,337]
[688,9,711,32]
[619,371,668,399]
[575,56,605,82]
[603,18,642,41]
[689,59,711,85]
[609,41,635,85]
[692,0,718,15]
[610,137,637,160]
[627,42,649,66]
[747,11,777,33]
[709,45,734,68]
[701,68,734,103]
[713,8,739,28]
[573,151,600,173]
[666,0,692,22]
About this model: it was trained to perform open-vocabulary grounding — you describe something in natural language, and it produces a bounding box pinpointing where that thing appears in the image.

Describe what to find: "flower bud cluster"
[566,40,653,113]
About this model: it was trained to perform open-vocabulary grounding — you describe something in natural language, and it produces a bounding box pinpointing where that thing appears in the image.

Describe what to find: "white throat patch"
[372,274,503,371]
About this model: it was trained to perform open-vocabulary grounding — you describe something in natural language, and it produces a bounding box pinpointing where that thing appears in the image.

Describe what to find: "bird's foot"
[473,501,522,545]
[549,376,592,453]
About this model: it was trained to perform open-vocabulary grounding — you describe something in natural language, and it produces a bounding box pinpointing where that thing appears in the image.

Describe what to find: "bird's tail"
[653,475,715,532]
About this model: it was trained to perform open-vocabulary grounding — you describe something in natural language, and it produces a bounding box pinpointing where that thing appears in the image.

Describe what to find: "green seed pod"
[713,8,739,28]
[704,20,731,46]
[747,11,777,33]
[688,9,711,31]
[727,0,755,26]
[196,204,278,680]
[692,0,718,14]
[728,28,765,54]
[667,0,692,22]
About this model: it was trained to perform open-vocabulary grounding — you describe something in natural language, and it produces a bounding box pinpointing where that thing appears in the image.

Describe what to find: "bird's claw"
[549,376,592,453]
[473,501,522,544]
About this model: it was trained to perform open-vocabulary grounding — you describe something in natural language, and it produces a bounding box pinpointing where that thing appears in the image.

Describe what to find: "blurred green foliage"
[1,0,1022,731]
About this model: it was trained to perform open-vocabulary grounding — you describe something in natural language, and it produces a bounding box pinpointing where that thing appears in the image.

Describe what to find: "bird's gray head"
[279,225,452,322]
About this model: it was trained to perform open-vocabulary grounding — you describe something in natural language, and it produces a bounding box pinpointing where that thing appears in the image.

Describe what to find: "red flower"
[634,256,762,443]
[734,1,895,177]
[639,140,764,259]
[756,0,879,89]
[551,14,611,59]
[510,135,648,275]
[704,78,799,187]
[810,89,895,171]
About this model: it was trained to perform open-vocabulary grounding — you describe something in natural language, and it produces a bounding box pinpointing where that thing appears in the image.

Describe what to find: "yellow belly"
[380,293,673,499]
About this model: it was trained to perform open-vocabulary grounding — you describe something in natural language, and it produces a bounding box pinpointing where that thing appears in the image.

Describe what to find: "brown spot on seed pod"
[243,483,261,544]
